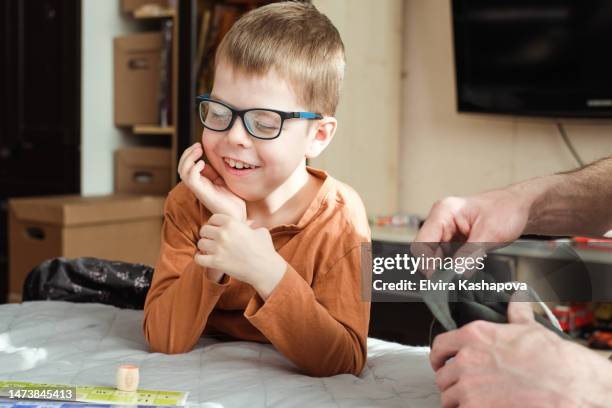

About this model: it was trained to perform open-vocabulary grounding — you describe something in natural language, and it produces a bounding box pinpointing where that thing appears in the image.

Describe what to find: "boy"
[143,1,370,377]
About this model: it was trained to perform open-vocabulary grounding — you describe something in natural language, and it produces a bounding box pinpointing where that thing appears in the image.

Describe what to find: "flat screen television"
[452,0,612,118]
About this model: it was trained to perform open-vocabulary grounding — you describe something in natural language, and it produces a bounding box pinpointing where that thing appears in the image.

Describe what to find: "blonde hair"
[215,1,345,116]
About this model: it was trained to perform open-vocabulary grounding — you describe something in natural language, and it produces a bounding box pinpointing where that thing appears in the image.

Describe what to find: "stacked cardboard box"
[8,195,165,302]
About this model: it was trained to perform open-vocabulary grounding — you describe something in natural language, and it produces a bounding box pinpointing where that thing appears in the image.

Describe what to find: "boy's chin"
[226,183,265,202]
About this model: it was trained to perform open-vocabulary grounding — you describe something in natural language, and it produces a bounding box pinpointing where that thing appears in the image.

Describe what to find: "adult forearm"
[517,157,612,237]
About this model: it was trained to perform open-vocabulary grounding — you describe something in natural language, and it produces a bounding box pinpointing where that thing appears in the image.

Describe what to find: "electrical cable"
[556,122,585,168]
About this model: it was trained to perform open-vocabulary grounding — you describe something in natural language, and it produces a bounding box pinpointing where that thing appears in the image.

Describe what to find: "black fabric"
[23,257,153,309]
[423,269,570,346]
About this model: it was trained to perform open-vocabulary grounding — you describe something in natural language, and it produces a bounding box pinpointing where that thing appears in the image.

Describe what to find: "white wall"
[312,0,403,216]
[400,0,612,217]
[81,0,140,195]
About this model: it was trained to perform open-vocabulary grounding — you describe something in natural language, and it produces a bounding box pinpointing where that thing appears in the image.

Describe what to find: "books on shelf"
[159,18,173,127]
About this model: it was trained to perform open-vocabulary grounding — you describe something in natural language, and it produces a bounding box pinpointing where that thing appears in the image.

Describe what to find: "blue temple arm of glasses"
[298,112,323,119]
[196,93,210,101]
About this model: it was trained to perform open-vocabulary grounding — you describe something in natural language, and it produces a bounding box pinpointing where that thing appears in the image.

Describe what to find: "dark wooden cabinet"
[368,241,435,346]
[0,0,81,303]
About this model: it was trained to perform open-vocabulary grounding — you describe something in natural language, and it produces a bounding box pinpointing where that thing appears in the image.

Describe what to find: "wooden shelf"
[133,6,175,19]
[132,125,175,135]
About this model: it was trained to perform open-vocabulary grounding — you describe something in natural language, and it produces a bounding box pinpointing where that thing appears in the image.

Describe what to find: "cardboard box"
[115,147,172,195]
[8,195,165,302]
[114,32,162,126]
[122,0,169,13]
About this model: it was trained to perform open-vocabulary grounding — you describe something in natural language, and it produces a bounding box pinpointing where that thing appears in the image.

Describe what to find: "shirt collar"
[269,166,334,233]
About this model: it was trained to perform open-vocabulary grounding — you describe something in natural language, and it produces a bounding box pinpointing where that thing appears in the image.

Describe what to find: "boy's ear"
[305,117,337,159]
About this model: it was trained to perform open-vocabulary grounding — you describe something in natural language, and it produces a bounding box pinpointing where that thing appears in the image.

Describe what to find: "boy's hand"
[194,214,287,299]
[178,143,246,221]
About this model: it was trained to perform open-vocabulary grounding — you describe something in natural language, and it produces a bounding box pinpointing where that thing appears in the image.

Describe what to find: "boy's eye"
[211,109,229,119]
[254,120,279,131]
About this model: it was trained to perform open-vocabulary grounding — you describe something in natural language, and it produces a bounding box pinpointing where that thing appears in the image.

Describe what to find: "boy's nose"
[226,117,253,148]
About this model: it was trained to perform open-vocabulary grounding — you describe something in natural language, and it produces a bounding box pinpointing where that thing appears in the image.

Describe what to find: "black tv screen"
[452,0,612,118]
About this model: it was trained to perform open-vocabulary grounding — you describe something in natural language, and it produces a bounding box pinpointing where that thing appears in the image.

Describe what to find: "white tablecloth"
[0,301,439,407]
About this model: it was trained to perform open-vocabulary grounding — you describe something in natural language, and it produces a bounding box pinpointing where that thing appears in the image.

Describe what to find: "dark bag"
[423,268,571,345]
[23,257,154,309]
[421,242,592,345]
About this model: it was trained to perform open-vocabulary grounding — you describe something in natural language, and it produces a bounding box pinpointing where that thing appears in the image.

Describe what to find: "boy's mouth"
[222,156,260,175]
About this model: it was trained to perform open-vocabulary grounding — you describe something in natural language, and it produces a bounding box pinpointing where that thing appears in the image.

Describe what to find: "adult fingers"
[430,330,465,371]
[451,244,487,278]
[430,321,496,371]
[507,297,536,325]
[440,381,464,408]
[415,216,445,243]
[435,358,461,391]
[416,197,472,243]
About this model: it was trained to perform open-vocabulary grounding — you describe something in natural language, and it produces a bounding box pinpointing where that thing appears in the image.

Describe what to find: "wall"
[400,0,612,217]
[312,0,403,216]
[81,0,140,195]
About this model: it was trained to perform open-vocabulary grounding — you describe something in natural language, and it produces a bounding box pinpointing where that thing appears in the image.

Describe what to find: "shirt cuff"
[186,261,231,296]
[243,264,306,322]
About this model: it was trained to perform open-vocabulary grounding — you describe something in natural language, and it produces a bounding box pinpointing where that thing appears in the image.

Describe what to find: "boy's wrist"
[206,268,225,283]
[252,253,287,300]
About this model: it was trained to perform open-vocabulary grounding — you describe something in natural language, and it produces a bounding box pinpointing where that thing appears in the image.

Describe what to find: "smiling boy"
[143,2,370,377]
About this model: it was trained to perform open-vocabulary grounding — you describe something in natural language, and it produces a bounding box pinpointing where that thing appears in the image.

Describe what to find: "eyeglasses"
[196,94,323,140]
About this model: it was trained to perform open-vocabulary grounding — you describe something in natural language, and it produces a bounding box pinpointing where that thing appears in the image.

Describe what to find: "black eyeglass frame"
[196,93,323,140]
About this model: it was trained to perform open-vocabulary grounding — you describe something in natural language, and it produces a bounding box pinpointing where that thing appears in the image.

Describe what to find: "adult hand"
[415,188,532,243]
[178,143,247,222]
[430,301,612,407]
[194,214,287,299]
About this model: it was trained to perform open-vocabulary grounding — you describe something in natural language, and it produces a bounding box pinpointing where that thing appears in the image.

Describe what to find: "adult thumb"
[507,298,536,325]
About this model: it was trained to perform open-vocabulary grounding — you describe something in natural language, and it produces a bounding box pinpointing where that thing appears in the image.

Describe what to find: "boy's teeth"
[225,158,255,169]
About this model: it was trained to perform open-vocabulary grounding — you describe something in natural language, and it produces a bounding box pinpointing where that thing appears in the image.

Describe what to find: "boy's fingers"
[188,160,205,178]
[199,224,219,239]
[178,143,203,176]
[178,143,199,171]
[209,213,231,226]
[197,238,216,254]
[189,166,221,209]
[194,252,215,269]
[201,162,223,185]
[177,145,192,171]
[187,161,207,190]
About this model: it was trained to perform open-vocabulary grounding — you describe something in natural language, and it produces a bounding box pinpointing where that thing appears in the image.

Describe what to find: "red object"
[573,236,612,250]
[552,303,593,333]
[553,305,571,332]
[588,331,612,350]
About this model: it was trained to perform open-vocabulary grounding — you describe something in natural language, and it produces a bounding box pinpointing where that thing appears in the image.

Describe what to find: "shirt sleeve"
[143,194,230,354]
[244,245,370,377]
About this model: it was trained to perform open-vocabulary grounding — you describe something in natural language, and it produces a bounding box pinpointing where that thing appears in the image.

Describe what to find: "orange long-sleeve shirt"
[143,167,371,377]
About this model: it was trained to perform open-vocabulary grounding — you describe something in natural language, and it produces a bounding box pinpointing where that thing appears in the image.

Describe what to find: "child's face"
[202,60,318,202]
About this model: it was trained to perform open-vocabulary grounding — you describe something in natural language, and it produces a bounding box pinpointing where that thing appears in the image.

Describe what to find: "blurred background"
[1,0,612,348]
